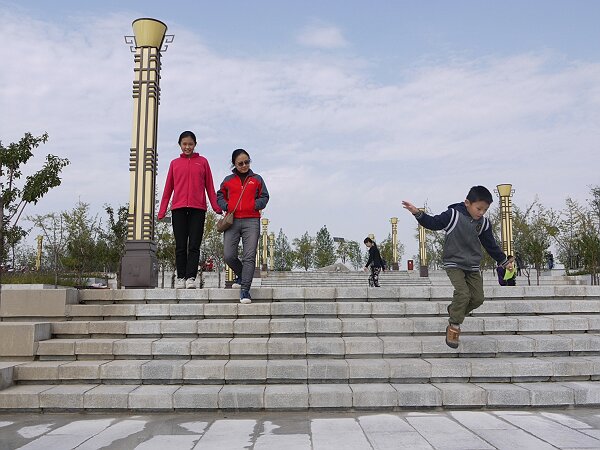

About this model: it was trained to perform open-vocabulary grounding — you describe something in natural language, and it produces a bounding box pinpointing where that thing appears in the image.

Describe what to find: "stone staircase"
[261,270,584,288]
[1,285,600,411]
[261,271,431,287]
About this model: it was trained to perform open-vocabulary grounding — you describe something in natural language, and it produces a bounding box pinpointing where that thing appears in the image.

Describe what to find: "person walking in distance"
[218,149,269,304]
[402,186,508,348]
[364,237,385,287]
[158,131,223,289]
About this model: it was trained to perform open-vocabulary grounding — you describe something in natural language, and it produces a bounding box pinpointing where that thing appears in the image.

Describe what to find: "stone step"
[63,299,600,320]
[0,380,599,410]
[35,334,600,360]
[260,281,433,287]
[47,315,600,340]
[12,356,600,385]
[74,286,600,305]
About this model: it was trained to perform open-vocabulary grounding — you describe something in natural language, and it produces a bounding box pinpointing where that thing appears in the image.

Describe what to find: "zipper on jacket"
[186,157,191,208]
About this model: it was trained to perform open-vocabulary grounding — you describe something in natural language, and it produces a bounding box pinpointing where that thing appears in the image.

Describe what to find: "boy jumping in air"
[402,186,507,348]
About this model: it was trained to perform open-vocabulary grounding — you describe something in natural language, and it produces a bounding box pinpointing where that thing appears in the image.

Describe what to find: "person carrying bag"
[216,179,249,232]
[217,148,269,304]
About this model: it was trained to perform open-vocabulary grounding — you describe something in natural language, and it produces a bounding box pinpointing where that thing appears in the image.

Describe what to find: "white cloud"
[296,22,348,49]
[1,10,599,261]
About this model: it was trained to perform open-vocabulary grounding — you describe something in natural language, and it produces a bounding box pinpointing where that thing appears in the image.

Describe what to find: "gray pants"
[223,217,260,291]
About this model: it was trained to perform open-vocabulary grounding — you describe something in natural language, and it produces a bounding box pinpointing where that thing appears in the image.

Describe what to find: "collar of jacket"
[232,168,255,177]
[179,152,200,159]
[448,202,482,222]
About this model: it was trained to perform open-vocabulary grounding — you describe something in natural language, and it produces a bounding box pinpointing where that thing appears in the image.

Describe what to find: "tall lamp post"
[225,264,234,289]
[269,232,275,271]
[120,18,173,288]
[261,218,269,271]
[495,184,515,257]
[35,235,43,271]
[390,217,399,270]
[418,207,428,277]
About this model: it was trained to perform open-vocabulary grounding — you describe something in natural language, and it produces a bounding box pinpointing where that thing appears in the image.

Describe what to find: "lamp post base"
[419,265,429,278]
[120,241,158,288]
[391,263,399,271]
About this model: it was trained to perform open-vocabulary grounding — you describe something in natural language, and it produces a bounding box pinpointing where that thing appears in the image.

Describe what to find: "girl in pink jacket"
[158,131,223,288]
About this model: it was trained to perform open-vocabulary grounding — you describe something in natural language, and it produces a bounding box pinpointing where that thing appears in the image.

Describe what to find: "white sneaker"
[186,278,196,289]
[175,278,186,289]
[239,289,252,304]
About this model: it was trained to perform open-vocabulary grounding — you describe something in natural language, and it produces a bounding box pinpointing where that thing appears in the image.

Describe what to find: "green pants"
[445,268,484,325]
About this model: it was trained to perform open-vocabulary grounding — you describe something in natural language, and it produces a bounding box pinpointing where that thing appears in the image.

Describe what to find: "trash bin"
[407,260,414,270]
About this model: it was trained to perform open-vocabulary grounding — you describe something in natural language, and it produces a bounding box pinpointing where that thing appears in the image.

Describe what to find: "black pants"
[171,208,206,279]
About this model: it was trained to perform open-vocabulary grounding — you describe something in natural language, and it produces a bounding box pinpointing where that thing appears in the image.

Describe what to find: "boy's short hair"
[466,186,493,205]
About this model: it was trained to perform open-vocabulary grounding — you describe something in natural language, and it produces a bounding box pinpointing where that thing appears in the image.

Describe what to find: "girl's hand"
[402,201,419,214]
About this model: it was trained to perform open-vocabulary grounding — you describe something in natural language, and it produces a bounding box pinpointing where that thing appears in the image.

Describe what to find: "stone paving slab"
[3,409,600,449]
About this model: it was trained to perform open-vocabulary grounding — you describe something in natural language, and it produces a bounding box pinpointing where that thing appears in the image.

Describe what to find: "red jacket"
[217,170,269,219]
[158,153,222,219]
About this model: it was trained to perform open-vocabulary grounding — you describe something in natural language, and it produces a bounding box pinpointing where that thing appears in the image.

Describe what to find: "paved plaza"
[1,408,600,449]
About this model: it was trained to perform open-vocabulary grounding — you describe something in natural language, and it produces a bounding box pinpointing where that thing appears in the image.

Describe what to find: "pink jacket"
[158,153,223,219]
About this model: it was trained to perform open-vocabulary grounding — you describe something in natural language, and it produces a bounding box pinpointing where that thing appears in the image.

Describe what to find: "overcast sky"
[1,0,599,264]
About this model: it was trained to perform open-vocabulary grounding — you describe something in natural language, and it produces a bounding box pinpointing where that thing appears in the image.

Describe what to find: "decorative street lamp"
[261,218,269,271]
[35,235,43,271]
[495,184,515,257]
[225,264,234,289]
[269,232,275,271]
[120,18,173,288]
[390,217,399,270]
[418,207,428,277]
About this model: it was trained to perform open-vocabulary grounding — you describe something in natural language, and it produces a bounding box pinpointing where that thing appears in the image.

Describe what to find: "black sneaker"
[232,276,242,288]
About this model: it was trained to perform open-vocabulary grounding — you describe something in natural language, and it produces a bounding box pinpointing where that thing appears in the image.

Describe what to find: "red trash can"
[407,260,414,270]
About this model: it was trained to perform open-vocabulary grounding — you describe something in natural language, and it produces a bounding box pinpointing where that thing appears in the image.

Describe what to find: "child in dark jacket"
[497,255,517,286]
[402,186,507,348]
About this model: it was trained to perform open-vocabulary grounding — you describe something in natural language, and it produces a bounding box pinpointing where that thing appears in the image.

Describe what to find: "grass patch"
[1,272,80,287]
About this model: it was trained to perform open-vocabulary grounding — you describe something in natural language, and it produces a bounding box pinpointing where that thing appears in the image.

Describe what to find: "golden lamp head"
[496,184,513,197]
[390,217,398,224]
[132,18,167,48]
[261,218,269,226]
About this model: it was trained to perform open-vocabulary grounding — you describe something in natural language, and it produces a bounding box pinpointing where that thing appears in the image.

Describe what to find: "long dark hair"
[364,237,376,246]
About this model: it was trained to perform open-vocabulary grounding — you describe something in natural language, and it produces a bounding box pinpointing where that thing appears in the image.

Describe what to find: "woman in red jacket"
[158,131,223,289]
[217,149,269,303]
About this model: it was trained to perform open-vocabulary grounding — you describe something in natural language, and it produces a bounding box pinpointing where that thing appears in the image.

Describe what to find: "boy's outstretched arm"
[479,223,508,266]
[402,200,452,231]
